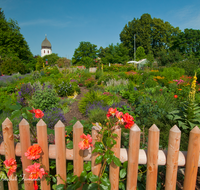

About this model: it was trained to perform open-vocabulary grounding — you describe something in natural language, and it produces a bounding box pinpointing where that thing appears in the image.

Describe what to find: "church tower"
[41,35,52,57]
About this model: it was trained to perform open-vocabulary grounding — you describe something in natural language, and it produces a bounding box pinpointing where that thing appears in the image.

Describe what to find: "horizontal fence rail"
[1,117,200,190]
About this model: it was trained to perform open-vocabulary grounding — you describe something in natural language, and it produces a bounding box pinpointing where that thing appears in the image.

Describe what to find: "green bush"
[161,67,185,81]
[79,90,120,114]
[30,82,59,111]
[88,108,107,125]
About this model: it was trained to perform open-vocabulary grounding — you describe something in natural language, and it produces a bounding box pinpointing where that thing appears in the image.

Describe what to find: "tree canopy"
[0,8,33,60]
[72,41,99,66]
[99,43,129,64]
[120,13,180,58]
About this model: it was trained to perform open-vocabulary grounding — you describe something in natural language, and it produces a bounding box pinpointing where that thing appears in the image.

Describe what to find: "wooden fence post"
[2,118,18,190]
[55,120,66,185]
[126,124,141,190]
[146,124,160,190]
[19,119,34,190]
[73,121,83,190]
[165,125,181,190]
[36,119,50,190]
[109,128,121,190]
[183,126,200,190]
[91,125,101,176]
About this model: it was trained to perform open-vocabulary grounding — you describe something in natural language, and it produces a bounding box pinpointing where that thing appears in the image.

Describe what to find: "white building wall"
[41,49,52,57]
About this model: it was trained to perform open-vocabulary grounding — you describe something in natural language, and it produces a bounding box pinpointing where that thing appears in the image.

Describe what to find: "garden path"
[64,87,89,126]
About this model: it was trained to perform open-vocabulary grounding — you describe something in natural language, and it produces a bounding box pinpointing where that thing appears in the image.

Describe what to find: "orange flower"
[25,163,45,190]
[29,108,44,118]
[25,144,42,160]
[174,95,178,98]
[78,134,93,150]
[3,158,17,176]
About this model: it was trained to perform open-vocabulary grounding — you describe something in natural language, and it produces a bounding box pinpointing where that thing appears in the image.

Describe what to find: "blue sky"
[1,0,200,59]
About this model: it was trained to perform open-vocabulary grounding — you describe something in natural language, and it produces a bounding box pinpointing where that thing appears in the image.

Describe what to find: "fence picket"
[109,128,121,190]
[2,118,18,190]
[91,125,101,176]
[165,125,181,190]
[36,119,50,190]
[146,124,160,190]
[19,119,34,190]
[126,124,141,190]
[183,126,200,190]
[55,120,66,186]
[73,121,83,190]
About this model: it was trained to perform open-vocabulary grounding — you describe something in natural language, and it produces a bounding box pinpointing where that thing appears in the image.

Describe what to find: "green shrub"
[161,67,185,81]
[30,82,59,111]
[32,71,41,80]
[88,108,107,125]
[79,90,120,114]
[144,78,158,88]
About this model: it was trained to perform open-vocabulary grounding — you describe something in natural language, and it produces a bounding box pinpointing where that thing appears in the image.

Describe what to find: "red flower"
[78,134,93,150]
[3,158,17,176]
[159,89,162,91]
[25,163,45,190]
[29,108,44,118]
[174,95,178,98]
[123,113,134,129]
[106,108,118,118]
[25,144,42,160]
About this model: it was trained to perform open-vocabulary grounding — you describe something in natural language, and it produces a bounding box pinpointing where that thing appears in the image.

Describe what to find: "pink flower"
[3,158,17,176]
[78,134,93,150]
[25,163,45,190]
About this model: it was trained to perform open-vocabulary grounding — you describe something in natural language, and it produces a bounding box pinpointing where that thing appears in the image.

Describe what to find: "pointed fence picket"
[1,118,200,190]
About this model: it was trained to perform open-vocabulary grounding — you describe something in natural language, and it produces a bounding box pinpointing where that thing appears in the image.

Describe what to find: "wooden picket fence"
[1,117,200,190]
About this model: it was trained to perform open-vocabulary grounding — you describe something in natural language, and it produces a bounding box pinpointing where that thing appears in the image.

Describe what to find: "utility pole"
[134,34,136,61]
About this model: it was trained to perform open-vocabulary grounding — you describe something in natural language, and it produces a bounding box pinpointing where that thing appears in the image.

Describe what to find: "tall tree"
[120,13,180,58]
[0,8,33,61]
[171,28,200,58]
[99,43,129,64]
[72,41,98,65]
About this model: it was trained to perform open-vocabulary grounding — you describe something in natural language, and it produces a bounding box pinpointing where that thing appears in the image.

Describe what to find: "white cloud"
[19,19,71,27]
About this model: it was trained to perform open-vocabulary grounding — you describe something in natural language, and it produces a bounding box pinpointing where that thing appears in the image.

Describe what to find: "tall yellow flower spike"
[189,72,197,102]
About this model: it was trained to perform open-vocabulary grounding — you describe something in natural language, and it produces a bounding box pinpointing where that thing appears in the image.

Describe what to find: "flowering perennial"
[25,144,42,160]
[29,108,44,118]
[78,134,93,150]
[107,108,134,129]
[3,158,17,176]
[25,163,45,190]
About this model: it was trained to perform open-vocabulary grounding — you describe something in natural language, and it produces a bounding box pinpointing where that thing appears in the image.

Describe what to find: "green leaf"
[113,156,121,167]
[82,184,89,190]
[52,176,57,183]
[119,182,125,190]
[112,133,118,138]
[11,110,21,119]
[71,181,81,189]
[100,177,111,187]
[88,183,98,190]
[0,171,8,180]
[100,184,111,190]
[65,126,73,134]
[123,161,128,169]
[106,154,113,165]
[9,103,22,111]
[67,163,73,171]
[22,112,28,120]
[120,168,126,178]
[95,155,103,164]
[84,161,91,171]
[56,184,65,190]
[92,147,104,154]
[66,141,73,149]
[89,174,99,182]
